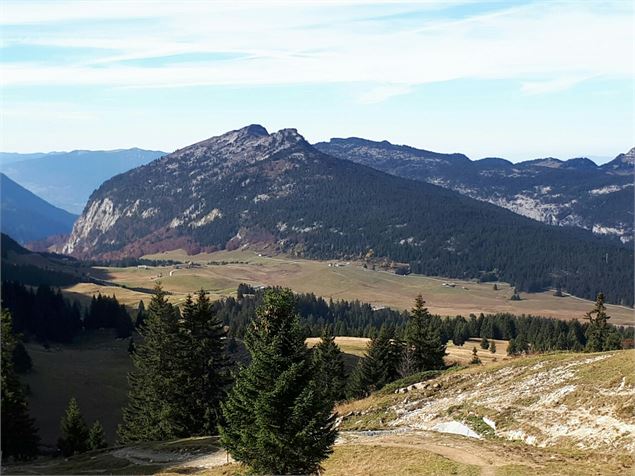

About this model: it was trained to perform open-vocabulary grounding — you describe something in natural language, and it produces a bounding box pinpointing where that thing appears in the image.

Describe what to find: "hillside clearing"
[336,350,635,453]
[22,330,132,447]
[306,336,510,366]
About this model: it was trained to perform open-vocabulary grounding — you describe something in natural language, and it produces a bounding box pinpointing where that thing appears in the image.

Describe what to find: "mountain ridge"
[64,125,633,305]
[1,148,166,213]
[315,139,634,242]
[0,173,77,243]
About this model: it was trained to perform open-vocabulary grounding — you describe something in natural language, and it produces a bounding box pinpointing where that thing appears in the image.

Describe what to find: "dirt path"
[339,430,514,476]
[112,446,232,470]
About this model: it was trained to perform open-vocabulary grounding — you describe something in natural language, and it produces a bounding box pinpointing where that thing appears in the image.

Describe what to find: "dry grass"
[321,444,480,476]
[307,336,510,365]
[335,350,635,453]
[306,336,369,357]
[133,249,635,325]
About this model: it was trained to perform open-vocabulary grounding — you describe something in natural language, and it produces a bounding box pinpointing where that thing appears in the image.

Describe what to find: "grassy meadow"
[62,248,634,325]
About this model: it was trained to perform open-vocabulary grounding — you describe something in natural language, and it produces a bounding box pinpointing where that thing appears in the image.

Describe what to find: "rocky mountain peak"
[601,147,635,172]
[619,147,635,165]
[164,125,309,171]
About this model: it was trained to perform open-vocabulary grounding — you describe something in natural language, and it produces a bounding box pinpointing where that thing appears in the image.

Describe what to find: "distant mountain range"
[315,140,634,243]
[1,148,165,213]
[63,125,633,305]
[3,142,631,241]
[0,173,77,243]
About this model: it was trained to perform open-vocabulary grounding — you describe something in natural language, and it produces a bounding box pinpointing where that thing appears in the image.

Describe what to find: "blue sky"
[0,0,633,162]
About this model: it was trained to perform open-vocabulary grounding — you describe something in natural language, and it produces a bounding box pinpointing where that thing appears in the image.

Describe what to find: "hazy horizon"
[1,1,633,161]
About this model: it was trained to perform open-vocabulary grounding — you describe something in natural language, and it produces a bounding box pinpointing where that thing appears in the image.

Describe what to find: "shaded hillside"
[64,126,633,305]
[2,148,165,213]
[0,233,83,286]
[315,139,634,243]
[0,174,77,243]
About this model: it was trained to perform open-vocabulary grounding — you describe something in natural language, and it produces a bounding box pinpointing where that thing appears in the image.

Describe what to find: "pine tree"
[1,309,40,461]
[452,322,467,346]
[174,290,231,436]
[88,421,108,450]
[12,340,33,373]
[470,346,481,365]
[489,340,497,354]
[114,303,134,338]
[480,337,490,350]
[127,337,135,354]
[135,300,146,328]
[404,295,446,374]
[58,397,90,456]
[312,328,347,402]
[585,293,621,352]
[118,284,182,443]
[348,325,403,398]
[219,288,337,475]
[507,338,518,356]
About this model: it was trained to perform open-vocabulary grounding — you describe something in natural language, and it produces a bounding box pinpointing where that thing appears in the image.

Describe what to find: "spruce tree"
[507,338,518,356]
[12,340,33,373]
[489,340,497,354]
[118,284,183,443]
[1,309,39,461]
[174,290,231,436]
[312,328,347,402]
[480,337,490,350]
[470,346,481,365]
[348,325,403,398]
[88,421,108,450]
[135,300,146,328]
[127,337,135,354]
[58,397,90,456]
[404,295,446,373]
[585,293,621,352]
[219,288,337,475]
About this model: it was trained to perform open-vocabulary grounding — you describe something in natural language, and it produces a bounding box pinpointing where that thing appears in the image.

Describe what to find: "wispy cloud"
[0,1,633,102]
[521,77,589,95]
[0,1,632,103]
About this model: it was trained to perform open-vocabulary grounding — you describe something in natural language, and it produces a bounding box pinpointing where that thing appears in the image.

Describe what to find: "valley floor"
[63,248,633,325]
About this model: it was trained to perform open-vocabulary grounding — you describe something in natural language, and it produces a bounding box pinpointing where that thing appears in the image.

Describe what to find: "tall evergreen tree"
[1,309,39,461]
[118,284,182,443]
[489,340,497,354]
[404,295,446,373]
[12,340,33,373]
[135,300,146,328]
[219,288,337,475]
[174,290,231,436]
[470,346,481,365]
[480,337,490,350]
[348,325,403,398]
[452,319,469,346]
[88,421,108,450]
[312,328,347,402]
[585,293,622,352]
[57,397,90,456]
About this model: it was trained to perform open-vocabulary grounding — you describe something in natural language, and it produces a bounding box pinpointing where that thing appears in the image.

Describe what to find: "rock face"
[315,140,634,243]
[63,125,308,257]
[64,125,633,305]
